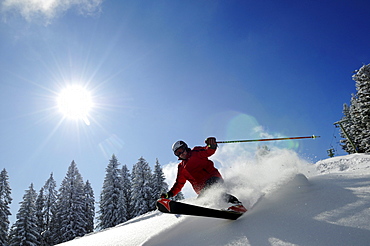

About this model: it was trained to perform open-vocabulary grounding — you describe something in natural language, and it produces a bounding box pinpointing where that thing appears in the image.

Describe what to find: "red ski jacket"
[169,146,222,196]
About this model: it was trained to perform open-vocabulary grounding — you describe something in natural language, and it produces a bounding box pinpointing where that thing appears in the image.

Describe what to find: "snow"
[57,151,370,246]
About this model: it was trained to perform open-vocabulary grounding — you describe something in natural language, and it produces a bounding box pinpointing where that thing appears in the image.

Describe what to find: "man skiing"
[161,137,247,213]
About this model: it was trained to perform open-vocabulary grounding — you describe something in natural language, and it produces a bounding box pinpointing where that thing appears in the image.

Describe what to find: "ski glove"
[205,137,218,149]
[161,191,173,199]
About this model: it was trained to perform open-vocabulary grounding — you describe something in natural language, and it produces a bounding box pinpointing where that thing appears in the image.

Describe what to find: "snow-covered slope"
[58,152,370,246]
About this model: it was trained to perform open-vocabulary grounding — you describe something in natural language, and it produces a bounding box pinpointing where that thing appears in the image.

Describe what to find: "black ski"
[156,198,243,220]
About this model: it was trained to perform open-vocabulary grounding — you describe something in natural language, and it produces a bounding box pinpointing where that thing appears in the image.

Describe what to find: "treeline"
[340,64,370,153]
[0,154,183,245]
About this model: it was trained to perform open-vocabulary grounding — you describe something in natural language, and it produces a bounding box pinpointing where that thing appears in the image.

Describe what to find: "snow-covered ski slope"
[58,152,370,246]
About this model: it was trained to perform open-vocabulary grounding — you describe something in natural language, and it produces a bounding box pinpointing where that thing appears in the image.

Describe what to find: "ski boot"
[226,202,247,213]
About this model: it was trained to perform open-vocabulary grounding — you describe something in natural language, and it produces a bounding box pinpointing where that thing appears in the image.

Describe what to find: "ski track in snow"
[57,152,370,246]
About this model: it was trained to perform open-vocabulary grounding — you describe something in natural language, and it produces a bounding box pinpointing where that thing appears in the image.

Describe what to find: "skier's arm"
[196,137,218,158]
[168,166,187,197]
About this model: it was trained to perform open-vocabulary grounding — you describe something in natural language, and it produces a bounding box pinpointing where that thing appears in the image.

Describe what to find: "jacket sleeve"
[168,165,187,197]
[196,146,216,158]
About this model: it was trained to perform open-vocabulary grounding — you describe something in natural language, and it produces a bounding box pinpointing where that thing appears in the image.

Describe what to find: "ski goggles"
[175,148,186,157]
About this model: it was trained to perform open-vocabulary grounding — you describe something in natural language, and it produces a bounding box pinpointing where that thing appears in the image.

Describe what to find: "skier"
[161,137,247,213]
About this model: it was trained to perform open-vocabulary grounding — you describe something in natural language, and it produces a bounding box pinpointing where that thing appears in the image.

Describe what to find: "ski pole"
[216,135,320,144]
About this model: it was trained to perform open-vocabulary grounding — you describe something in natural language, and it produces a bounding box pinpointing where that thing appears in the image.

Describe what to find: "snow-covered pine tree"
[97,155,127,230]
[340,103,357,153]
[36,187,45,244]
[56,161,87,243]
[351,64,370,152]
[7,224,16,246]
[151,159,168,209]
[83,180,95,234]
[349,96,364,152]
[49,193,62,244]
[121,164,132,220]
[9,183,39,246]
[41,173,57,245]
[0,168,12,245]
[131,157,154,217]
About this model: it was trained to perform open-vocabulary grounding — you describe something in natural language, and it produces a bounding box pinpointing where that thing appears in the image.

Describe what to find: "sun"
[57,85,93,125]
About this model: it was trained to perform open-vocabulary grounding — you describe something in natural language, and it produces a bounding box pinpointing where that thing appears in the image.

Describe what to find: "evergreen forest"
[339,64,370,153]
[0,155,184,245]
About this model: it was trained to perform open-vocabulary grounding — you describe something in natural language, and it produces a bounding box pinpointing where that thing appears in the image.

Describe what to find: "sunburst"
[57,85,93,125]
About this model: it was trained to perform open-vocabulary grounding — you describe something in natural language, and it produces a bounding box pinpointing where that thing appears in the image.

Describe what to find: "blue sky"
[1,0,369,218]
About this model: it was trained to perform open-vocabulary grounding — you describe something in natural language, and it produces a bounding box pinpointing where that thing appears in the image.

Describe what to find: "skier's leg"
[198,177,224,199]
[204,176,224,188]
[198,177,247,212]
[201,177,240,203]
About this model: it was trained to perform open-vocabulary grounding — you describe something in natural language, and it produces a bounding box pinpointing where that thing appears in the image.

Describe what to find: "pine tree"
[0,168,12,245]
[121,164,132,220]
[83,181,95,234]
[41,173,57,245]
[342,65,370,153]
[8,224,16,246]
[340,103,357,153]
[35,187,45,245]
[49,194,62,244]
[56,161,87,243]
[152,159,168,209]
[348,95,364,152]
[351,64,370,152]
[97,155,126,230]
[9,183,39,246]
[131,157,154,217]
